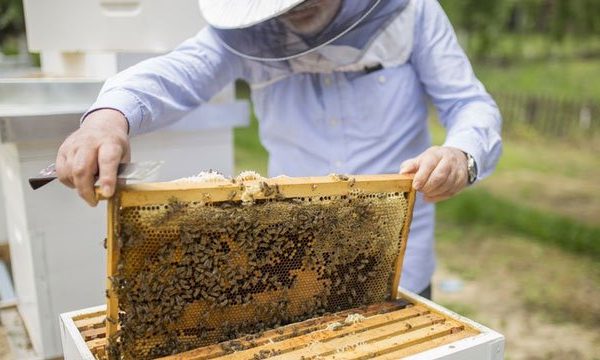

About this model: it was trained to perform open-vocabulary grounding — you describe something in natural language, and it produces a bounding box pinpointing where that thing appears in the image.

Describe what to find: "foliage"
[441,0,600,61]
[0,0,25,54]
[437,188,600,260]
[234,81,269,175]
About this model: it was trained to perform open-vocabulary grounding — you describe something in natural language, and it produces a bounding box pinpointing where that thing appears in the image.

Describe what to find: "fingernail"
[102,185,111,197]
[413,181,421,189]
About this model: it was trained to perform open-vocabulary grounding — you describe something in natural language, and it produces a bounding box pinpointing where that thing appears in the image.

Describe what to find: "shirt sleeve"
[83,27,244,136]
[410,0,503,181]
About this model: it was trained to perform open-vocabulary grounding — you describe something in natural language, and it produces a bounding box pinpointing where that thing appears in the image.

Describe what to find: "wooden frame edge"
[95,174,414,207]
[105,195,120,344]
[391,188,417,300]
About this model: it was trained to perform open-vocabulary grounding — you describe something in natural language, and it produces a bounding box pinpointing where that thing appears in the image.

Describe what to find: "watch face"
[467,155,477,184]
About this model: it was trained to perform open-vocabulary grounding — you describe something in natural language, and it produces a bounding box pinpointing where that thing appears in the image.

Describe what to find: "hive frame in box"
[100,174,416,357]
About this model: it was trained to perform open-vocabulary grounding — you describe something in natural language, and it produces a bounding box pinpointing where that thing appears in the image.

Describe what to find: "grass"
[428,115,600,258]
[437,188,600,259]
[436,221,600,328]
[234,81,268,176]
[473,58,600,101]
[234,114,268,176]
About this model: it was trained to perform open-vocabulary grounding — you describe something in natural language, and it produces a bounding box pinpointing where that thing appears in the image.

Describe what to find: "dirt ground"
[0,326,10,360]
[434,227,600,360]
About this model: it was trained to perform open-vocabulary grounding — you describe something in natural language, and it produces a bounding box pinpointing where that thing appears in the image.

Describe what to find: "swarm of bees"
[107,184,408,359]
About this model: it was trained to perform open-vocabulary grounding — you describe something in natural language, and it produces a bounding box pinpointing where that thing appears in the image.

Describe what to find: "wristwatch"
[465,152,478,185]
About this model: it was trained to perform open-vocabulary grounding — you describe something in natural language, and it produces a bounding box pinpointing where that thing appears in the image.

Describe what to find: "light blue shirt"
[87,0,502,293]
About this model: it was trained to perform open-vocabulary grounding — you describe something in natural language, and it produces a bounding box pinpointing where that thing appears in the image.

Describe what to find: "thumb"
[399,158,419,174]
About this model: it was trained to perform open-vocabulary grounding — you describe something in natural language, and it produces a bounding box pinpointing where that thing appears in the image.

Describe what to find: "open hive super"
[102,173,416,359]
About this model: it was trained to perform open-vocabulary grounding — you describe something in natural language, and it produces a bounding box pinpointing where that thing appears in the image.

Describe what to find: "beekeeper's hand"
[56,109,130,206]
[399,146,468,203]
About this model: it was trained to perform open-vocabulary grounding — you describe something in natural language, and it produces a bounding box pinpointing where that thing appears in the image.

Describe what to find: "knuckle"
[72,164,89,177]
[99,176,116,186]
[430,174,446,187]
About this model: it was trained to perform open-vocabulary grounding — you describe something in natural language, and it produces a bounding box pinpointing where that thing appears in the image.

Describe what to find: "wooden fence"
[493,92,599,138]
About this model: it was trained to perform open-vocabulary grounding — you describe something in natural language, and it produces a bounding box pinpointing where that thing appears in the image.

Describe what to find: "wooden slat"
[210,307,436,360]
[371,328,478,359]
[96,174,414,207]
[87,338,108,349]
[74,315,106,331]
[160,302,413,360]
[398,290,483,336]
[73,310,106,322]
[81,326,107,340]
[391,188,416,300]
[265,313,446,360]
[317,323,462,360]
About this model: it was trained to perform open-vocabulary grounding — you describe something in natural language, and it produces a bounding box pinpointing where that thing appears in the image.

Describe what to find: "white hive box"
[59,290,505,360]
[0,179,6,244]
[0,1,249,358]
[24,0,203,53]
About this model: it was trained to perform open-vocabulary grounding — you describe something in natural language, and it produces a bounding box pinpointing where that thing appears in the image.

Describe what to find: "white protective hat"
[198,0,305,29]
[198,0,390,62]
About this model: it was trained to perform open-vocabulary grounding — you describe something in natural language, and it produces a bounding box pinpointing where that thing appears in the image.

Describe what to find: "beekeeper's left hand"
[399,146,469,203]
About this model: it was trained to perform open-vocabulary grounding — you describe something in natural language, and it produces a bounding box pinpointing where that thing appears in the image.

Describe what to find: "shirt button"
[328,118,340,127]
[334,160,343,168]
[323,76,332,86]
[378,75,386,84]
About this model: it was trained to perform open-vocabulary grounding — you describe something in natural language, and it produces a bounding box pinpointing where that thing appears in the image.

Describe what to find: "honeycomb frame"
[101,174,416,359]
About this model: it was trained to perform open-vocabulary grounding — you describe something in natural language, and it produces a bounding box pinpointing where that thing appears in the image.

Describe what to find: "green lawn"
[474,59,600,101]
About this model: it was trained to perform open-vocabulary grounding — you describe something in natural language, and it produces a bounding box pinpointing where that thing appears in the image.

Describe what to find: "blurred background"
[1,0,599,359]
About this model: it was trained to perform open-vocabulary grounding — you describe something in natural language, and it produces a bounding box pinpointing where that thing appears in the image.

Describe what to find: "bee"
[227,191,237,201]
[259,181,276,197]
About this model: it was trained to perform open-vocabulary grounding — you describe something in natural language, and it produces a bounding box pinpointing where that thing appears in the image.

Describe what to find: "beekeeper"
[56,0,502,299]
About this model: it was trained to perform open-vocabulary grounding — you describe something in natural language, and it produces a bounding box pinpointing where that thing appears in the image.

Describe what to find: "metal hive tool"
[101,173,416,359]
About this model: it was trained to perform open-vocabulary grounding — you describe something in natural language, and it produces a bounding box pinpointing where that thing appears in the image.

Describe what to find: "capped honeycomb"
[103,174,415,359]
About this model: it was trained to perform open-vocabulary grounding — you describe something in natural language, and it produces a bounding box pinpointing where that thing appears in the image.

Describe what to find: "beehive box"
[60,173,505,359]
[60,290,505,359]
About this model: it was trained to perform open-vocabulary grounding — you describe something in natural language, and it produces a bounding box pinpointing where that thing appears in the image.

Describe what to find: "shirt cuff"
[442,131,484,183]
[80,89,145,136]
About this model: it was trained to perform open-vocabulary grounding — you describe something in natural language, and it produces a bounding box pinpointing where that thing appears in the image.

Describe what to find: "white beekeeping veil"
[198,0,387,62]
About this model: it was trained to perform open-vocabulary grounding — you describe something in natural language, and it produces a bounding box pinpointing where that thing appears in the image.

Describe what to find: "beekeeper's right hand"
[56,109,131,207]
